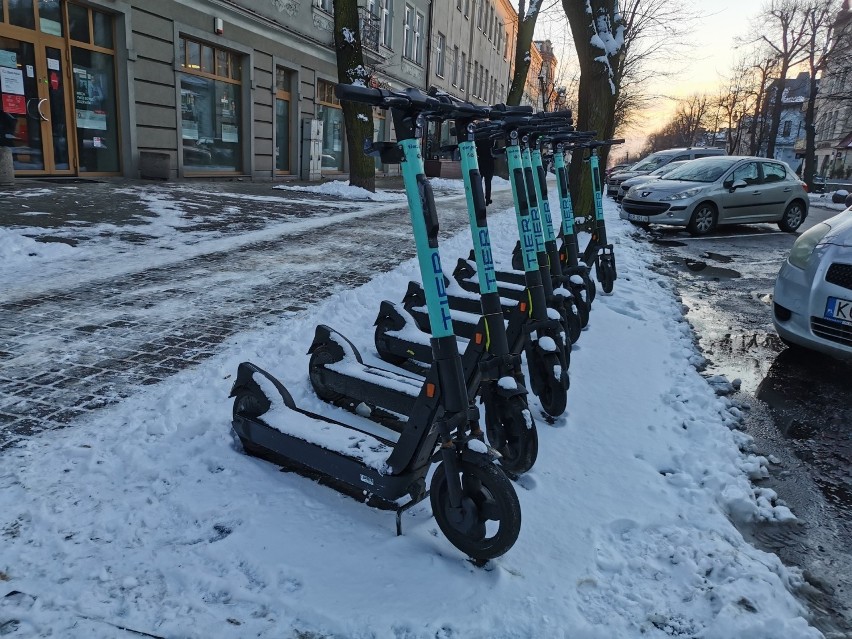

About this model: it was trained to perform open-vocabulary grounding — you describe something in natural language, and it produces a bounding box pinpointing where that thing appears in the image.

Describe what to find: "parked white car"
[773,207,852,360]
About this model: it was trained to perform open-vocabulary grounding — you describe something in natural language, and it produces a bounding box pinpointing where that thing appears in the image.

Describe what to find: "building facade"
[760,71,810,171]
[0,0,517,181]
[813,0,852,179]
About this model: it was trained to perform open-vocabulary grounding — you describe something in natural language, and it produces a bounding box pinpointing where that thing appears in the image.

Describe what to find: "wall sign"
[1,93,26,114]
[0,51,17,69]
[0,68,25,95]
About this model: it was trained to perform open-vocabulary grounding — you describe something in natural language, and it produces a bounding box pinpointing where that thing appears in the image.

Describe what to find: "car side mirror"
[728,179,747,192]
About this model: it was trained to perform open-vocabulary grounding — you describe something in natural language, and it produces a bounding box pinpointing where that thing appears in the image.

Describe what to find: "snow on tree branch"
[342,27,356,45]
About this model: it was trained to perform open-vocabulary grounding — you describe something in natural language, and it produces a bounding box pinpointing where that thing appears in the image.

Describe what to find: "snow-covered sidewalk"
[0,196,821,638]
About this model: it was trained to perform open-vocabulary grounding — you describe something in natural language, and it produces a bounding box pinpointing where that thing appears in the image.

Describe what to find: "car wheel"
[687,203,717,236]
[778,201,805,233]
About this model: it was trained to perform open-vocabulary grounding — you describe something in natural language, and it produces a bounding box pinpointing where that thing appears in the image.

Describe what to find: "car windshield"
[651,162,686,177]
[631,156,668,172]
[663,158,738,183]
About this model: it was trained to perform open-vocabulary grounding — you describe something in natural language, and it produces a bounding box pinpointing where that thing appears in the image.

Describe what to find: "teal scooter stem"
[582,139,625,294]
[529,136,582,342]
[505,128,570,417]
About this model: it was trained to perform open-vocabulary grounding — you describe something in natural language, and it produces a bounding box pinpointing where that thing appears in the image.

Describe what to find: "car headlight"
[787,223,831,269]
[659,187,704,201]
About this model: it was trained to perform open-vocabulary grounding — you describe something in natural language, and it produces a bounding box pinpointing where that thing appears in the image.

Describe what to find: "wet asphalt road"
[634,205,852,638]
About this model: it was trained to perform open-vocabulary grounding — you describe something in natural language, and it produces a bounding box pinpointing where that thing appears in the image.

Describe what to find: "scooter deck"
[230,362,425,510]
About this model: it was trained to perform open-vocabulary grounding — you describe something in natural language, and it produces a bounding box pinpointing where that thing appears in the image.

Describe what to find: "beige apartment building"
[0,0,532,181]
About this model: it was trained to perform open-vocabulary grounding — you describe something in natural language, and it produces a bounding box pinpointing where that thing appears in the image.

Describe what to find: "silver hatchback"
[619,156,809,236]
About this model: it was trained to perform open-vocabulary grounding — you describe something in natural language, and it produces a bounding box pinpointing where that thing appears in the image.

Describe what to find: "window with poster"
[316,78,344,172]
[275,67,291,173]
[68,2,120,173]
[178,36,242,173]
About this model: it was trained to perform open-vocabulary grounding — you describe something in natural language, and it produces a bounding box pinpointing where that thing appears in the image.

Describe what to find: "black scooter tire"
[430,460,521,563]
[537,352,568,417]
[484,394,538,475]
[308,344,345,402]
[600,262,615,295]
[374,317,408,367]
[561,299,582,344]
[572,288,590,328]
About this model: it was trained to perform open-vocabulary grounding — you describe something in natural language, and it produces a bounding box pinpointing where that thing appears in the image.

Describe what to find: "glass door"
[42,44,73,172]
[0,37,45,171]
[0,37,73,173]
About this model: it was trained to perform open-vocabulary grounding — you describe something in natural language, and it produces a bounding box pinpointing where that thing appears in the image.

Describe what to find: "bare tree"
[507,0,545,105]
[715,59,754,154]
[562,0,625,211]
[641,93,713,152]
[736,51,780,156]
[612,0,700,134]
[755,0,811,158]
[332,0,376,191]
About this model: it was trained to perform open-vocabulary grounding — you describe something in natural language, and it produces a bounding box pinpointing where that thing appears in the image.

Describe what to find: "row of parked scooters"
[229,84,623,564]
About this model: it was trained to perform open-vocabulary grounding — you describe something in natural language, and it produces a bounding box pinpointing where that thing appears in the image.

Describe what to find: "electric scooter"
[574,138,625,294]
[313,97,539,476]
[456,122,587,344]
[229,85,521,563]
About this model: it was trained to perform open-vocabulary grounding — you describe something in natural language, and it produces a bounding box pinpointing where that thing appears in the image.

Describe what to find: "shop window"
[68,3,89,42]
[72,48,119,172]
[38,0,62,36]
[275,68,291,173]
[9,0,36,29]
[317,78,344,172]
[179,36,242,173]
[92,10,113,49]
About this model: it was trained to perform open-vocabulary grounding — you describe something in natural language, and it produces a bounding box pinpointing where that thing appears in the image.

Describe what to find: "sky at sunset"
[535,0,761,161]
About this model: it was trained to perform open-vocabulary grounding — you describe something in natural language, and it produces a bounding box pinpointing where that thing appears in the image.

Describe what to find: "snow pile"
[0,195,821,638]
[0,228,76,270]
[274,180,407,201]
[808,192,849,211]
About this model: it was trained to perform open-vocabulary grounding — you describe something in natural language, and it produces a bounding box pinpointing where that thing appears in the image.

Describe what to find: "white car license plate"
[824,296,852,325]
[627,214,650,223]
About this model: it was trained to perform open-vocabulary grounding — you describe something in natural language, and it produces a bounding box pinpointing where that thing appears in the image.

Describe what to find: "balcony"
[359,8,380,52]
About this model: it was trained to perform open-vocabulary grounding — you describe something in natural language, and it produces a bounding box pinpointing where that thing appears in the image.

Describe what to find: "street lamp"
[538,70,548,112]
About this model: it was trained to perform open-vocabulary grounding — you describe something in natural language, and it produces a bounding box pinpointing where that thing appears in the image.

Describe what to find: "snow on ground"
[0,194,822,638]
[274,179,408,201]
[809,192,849,211]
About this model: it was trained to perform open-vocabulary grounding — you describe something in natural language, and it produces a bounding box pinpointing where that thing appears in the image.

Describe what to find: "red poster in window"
[49,71,60,91]
[1,93,26,114]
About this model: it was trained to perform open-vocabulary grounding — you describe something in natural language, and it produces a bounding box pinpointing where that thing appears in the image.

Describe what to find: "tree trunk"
[562,0,623,214]
[333,0,376,191]
[506,0,542,106]
[803,75,818,188]
[765,60,790,158]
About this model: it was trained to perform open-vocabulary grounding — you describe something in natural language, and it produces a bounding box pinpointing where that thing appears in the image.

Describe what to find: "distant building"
[0,0,520,181]
[760,71,811,170]
[814,0,852,178]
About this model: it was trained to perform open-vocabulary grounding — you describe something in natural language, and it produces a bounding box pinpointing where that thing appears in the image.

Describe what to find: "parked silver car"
[615,160,689,202]
[773,207,852,360]
[619,156,809,235]
[606,147,725,197]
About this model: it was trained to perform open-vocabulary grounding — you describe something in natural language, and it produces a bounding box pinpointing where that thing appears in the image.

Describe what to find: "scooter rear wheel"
[308,343,345,402]
[430,460,521,563]
[483,394,538,476]
[374,317,408,366]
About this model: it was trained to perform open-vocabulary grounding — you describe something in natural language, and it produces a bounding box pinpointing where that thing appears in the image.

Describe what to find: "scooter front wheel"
[483,394,538,475]
[536,352,568,417]
[430,460,521,563]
